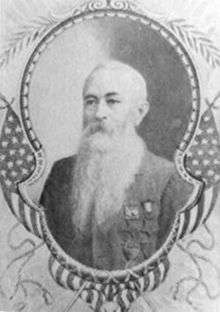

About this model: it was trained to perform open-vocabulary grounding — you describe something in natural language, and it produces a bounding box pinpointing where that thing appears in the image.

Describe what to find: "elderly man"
[40,61,193,270]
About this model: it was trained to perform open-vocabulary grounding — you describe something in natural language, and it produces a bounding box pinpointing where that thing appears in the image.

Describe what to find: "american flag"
[0,97,42,239]
[186,98,220,188]
[0,104,35,194]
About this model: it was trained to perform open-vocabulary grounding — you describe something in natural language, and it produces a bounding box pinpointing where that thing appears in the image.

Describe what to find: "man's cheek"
[114,106,129,121]
[83,114,95,126]
[113,113,130,126]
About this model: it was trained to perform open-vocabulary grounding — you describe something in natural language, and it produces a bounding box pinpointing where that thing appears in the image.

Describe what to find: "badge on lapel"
[143,200,155,220]
[124,204,140,220]
[143,200,152,213]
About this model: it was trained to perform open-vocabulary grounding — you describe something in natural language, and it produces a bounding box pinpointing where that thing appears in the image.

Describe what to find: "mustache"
[83,120,114,137]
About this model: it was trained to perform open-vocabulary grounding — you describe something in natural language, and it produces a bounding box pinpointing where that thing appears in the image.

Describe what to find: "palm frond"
[169,19,220,68]
[0,18,57,69]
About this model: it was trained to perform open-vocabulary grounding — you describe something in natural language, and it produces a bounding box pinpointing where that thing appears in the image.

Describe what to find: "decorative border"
[1,0,215,310]
[19,1,203,281]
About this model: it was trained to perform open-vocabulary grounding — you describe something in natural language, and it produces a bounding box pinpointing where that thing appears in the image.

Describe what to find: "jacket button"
[123,241,140,260]
[144,201,152,213]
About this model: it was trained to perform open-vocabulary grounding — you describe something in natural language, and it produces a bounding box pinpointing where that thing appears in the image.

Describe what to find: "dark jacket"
[40,151,193,270]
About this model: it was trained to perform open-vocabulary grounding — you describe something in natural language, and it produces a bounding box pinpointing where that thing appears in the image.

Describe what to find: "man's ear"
[136,100,149,125]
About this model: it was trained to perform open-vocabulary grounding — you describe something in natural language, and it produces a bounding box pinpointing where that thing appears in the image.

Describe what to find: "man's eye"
[107,99,120,106]
[86,99,96,106]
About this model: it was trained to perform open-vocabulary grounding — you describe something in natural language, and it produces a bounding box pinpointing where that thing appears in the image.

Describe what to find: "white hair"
[83,60,148,104]
[71,130,145,235]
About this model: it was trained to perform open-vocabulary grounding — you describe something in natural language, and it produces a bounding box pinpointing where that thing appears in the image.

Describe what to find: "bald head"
[83,61,148,105]
[82,60,149,138]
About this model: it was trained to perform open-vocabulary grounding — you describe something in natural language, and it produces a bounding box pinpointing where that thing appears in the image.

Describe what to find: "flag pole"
[62,283,87,312]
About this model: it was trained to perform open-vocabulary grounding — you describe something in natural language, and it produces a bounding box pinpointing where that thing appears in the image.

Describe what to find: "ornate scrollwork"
[106,0,136,10]
[71,0,137,16]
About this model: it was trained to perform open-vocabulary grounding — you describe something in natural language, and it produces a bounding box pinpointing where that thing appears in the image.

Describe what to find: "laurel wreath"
[0,8,220,70]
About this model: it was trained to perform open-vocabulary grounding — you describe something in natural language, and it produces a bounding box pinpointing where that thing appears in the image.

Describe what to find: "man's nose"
[95,100,109,120]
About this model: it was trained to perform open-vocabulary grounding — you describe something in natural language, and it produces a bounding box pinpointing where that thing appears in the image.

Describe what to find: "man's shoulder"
[50,155,77,178]
[52,155,77,171]
[42,155,77,192]
[145,151,194,211]
[40,155,77,203]
[144,151,174,170]
[138,150,193,200]
[140,150,175,182]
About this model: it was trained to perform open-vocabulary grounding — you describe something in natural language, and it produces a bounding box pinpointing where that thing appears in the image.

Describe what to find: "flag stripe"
[66,272,76,290]
[35,212,43,238]
[104,285,110,298]
[55,264,66,288]
[117,291,127,311]
[136,276,144,292]
[87,288,94,304]
[19,199,31,233]
[179,209,191,239]
[50,256,60,281]
[4,193,14,216]
[143,273,150,291]
[176,213,185,239]
[158,261,165,282]
[147,270,155,291]
[30,208,43,238]
[81,290,89,302]
[60,268,69,289]
[93,292,104,312]
[22,201,34,234]
[126,289,135,303]
[187,204,199,234]
[151,264,161,291]
[11,193,22,221]
[203,187,215,223]
[190,194,204,233]
[91,291,105,311]
[48,255,55,272]
[161,257,170,282]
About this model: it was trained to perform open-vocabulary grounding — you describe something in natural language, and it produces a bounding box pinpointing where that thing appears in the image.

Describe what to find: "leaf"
[169,20,220,68]
[192,36,198,52]
[185,32,194,50]
[177,25,186,42]
[0,17,55,69]
[13,301,26,312]
[171,18,186,24]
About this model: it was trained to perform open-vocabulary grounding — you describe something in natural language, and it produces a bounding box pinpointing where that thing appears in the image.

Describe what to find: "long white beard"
[71,123,145,234]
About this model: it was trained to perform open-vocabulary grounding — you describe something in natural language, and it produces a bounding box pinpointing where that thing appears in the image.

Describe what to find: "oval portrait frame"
[18,0,204,299]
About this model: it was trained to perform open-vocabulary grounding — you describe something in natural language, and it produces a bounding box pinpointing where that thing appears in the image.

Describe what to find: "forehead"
[83,68,134,97]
